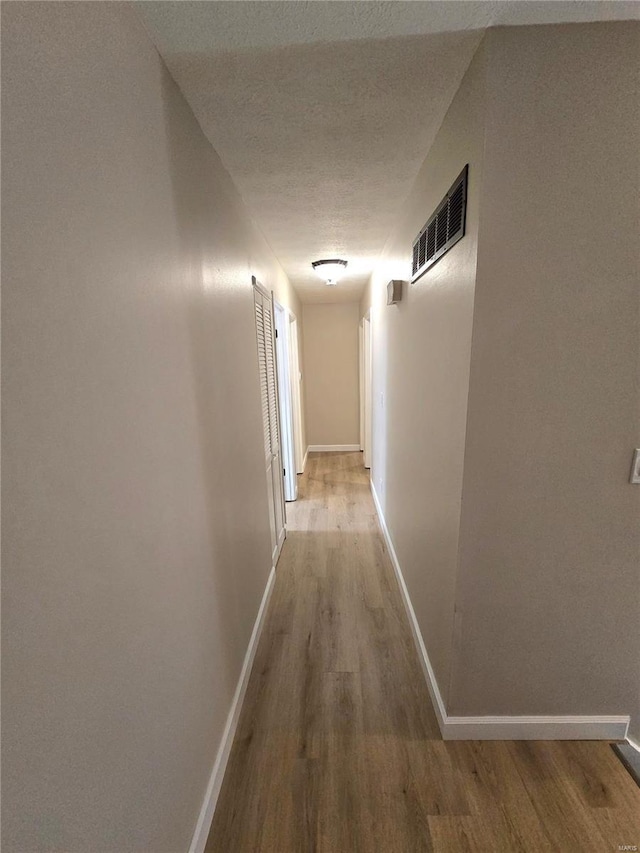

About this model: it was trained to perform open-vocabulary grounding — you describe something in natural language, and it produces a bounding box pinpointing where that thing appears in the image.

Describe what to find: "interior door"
[289,316,305,475]
[253,279,286,565]
[274,302,297,501]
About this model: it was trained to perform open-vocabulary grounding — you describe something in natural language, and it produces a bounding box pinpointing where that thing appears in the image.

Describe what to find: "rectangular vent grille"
[411,165,468,282]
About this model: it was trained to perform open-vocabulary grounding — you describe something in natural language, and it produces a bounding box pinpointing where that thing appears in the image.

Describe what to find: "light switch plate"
[630,449,640,484]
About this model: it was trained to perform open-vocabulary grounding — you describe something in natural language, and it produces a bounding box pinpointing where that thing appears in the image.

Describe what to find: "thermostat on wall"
[387,280,404,305]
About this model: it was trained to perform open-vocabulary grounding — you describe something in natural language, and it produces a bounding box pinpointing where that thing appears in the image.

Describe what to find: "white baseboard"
[307,444,360,452]
[189,566,276,853]
[443,715,629,740]
[627,734,640,753]
[369,481,630,743]
[369,481,448,733]
[299,446,309,474]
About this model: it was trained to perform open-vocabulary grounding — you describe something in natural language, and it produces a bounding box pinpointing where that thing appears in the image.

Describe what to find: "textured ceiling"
[137,1,639,303]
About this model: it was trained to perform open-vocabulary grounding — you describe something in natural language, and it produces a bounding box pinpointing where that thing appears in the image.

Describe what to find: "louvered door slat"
[255,296,271,460]
[263,300,280,454]
[253,277,286,567]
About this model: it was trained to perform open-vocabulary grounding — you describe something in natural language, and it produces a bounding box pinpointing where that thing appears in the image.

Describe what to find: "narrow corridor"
[206,452,640,852]
[4,6,639,850]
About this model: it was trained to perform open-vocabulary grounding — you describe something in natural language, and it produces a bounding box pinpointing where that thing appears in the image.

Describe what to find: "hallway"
[3,5,639,850]
[206,452,640,852]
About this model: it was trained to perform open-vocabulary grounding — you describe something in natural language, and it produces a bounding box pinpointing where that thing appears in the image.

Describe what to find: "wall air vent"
[411,165,468,282]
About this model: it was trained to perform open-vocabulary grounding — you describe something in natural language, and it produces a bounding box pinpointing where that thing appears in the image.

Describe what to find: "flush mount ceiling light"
[311,258,348,286]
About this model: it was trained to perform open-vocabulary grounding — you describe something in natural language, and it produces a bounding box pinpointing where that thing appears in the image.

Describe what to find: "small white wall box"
[630,449,640,484]
[387,280,403,305]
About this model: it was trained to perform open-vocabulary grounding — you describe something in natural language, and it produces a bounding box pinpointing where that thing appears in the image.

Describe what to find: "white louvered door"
[253,280,286,566]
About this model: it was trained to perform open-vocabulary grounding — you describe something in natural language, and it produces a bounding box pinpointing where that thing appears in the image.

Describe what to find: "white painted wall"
[302,302,361,447]
[1,4,301,850]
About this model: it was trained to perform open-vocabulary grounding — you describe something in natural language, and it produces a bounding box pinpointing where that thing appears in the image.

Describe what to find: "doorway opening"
[288,315,305,476]
[360,311,372,470]
[274,301,303,501]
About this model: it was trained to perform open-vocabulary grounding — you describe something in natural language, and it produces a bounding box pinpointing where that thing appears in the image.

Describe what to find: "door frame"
[362,311,372,470]
[359,321,365,452]
[274,300,297,501]
[288,315,305,475]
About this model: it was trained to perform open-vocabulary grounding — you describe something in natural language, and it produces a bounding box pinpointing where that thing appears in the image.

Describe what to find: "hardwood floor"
[206,451,640,852]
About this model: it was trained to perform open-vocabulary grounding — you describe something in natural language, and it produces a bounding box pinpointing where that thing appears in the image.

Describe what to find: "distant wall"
[302,302,360,447]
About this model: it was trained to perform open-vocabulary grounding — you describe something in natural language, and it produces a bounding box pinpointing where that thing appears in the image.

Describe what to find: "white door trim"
[359,320,365,452]
[274,301,297,501]
[363,312,372,470]
[288,315,305,474]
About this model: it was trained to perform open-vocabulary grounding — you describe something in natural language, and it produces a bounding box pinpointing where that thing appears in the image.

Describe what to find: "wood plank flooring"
[206,451,640,852]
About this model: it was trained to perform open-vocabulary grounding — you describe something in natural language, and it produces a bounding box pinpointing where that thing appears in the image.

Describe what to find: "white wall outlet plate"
[630,449,640,484]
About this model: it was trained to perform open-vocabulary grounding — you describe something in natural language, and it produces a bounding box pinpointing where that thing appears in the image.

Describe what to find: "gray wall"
[361,42,488,696]
[362,21,639,736]
[453,23,640,730]
[1,3,300,850]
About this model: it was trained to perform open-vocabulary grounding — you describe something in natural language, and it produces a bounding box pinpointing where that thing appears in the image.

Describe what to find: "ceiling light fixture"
[311,258,348,286]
